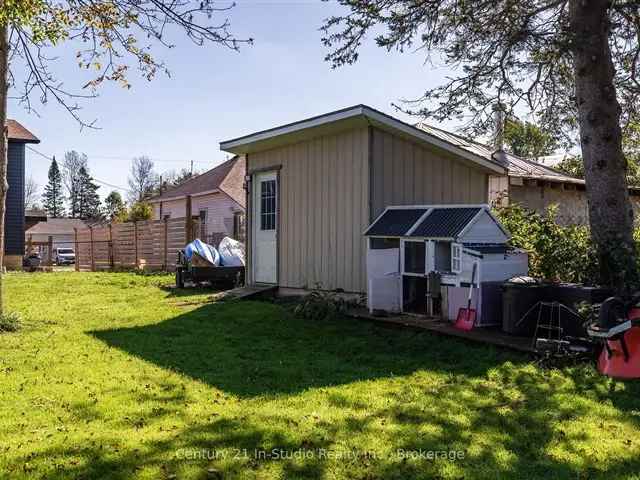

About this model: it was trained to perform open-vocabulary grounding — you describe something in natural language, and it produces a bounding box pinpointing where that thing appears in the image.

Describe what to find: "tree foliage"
[127,201,152,222]
[76,165,102,220]
[495,203,599,284]
[62,150,88,218]
[503,118,560,159]
[3,0,252,125]
[24,175,39,210]
[322,1,638,138]
[104,190,127,222]
[128,156,157,204]
[42,157,64,217]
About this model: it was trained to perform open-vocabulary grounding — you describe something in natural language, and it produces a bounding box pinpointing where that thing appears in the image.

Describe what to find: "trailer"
[175,249,244,289]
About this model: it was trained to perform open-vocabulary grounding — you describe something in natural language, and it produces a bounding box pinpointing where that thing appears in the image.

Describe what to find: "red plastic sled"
[597,308,640,379]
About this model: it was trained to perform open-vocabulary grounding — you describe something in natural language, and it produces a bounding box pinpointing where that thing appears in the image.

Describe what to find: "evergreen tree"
[77,166,102,220]
[104,191,127,222]
[42,158,65,217]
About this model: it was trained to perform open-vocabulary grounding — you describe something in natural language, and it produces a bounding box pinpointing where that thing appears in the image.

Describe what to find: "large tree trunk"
[569,0,638,291]
[0,23,8,314]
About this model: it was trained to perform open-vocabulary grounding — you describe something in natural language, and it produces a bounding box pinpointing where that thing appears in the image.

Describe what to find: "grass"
[1,272,640,479]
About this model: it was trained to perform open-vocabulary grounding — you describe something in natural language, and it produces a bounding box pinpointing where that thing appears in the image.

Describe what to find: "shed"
[364,204,527,324]
[220,105,507,293]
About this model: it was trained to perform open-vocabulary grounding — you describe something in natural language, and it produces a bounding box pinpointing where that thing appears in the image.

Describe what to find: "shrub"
[0,312,21,333]
[294,285,350,321]
[494,204,599,284]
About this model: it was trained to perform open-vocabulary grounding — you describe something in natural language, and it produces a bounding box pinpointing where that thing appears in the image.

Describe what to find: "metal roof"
[416,123,583,185]
[365,208,428,237]
[411,207,481,238]
[364,204,506,241]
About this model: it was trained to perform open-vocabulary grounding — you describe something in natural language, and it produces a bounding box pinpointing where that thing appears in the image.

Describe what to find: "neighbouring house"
[418,123,640,225]
[25,209,47,231]
[25,218,87,253]
[148,156,246,244]
[220,105,507,293]
[5,120,40,269]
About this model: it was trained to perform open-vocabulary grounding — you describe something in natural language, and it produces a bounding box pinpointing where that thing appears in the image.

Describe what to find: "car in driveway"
[55,248,75,265]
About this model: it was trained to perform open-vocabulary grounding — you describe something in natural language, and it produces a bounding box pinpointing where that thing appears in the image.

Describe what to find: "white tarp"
[218,237,245,267]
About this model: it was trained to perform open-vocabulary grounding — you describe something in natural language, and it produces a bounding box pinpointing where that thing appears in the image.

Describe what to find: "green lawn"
[2,272,640,479]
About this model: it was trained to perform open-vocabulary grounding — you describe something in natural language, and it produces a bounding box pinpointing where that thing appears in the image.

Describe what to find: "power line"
[26,145,129,192]
[27,146,213,165]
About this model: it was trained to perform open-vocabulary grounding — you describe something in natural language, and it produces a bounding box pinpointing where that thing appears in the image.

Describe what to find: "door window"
[260,179,277,230]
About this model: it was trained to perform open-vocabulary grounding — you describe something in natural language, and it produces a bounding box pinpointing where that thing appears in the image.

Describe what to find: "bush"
[494,204,599,284]
[0,311,21,333]
[294,286,351,321]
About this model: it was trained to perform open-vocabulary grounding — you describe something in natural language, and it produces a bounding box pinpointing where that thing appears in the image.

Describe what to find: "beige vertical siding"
[248,127,369,292]
[370,128,489,218]
[247,125,490,293]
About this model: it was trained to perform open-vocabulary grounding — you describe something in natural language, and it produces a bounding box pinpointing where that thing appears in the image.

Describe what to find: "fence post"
[134,221,139,269]
[163,217,168,270]
[108,224,114,269]
[74,228,79,272]
[47,236,53,266]
[185,195,193,244]
[89,226,95,272]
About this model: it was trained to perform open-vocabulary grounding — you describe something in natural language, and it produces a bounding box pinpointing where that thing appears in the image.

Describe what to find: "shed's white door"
[252,171,277,284]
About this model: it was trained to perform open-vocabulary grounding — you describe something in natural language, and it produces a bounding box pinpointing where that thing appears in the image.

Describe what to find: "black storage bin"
[502,281,547,335]
[478,281,504,327]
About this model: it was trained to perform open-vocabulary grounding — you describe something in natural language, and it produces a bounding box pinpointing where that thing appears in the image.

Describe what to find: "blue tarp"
[184,239,220,266]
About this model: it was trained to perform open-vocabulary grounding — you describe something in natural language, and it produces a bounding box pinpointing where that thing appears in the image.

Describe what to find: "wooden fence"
[74,217,199,272]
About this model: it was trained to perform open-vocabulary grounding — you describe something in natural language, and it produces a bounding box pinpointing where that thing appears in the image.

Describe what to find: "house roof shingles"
[26,218,87,235]
[7,119,39,143]
[150,155,245,207]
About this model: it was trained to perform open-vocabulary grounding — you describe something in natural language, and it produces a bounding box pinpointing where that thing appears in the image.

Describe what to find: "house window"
[199,209,208,239]
[451,243,462,273]
[403,240,426,275]
[260,180,276,231]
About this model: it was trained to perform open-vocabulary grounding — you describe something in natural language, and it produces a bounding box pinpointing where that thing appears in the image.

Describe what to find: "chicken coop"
[364,205,528,325]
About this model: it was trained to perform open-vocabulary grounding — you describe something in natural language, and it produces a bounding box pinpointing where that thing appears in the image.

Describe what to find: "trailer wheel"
[176,268,185,289]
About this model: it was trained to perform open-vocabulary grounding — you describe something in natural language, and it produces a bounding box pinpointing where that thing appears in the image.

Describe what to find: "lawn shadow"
[90,300,523,398]
[17,300,640,479]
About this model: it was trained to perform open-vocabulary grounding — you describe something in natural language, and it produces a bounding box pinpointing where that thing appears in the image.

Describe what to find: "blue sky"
[10,1,457,200]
